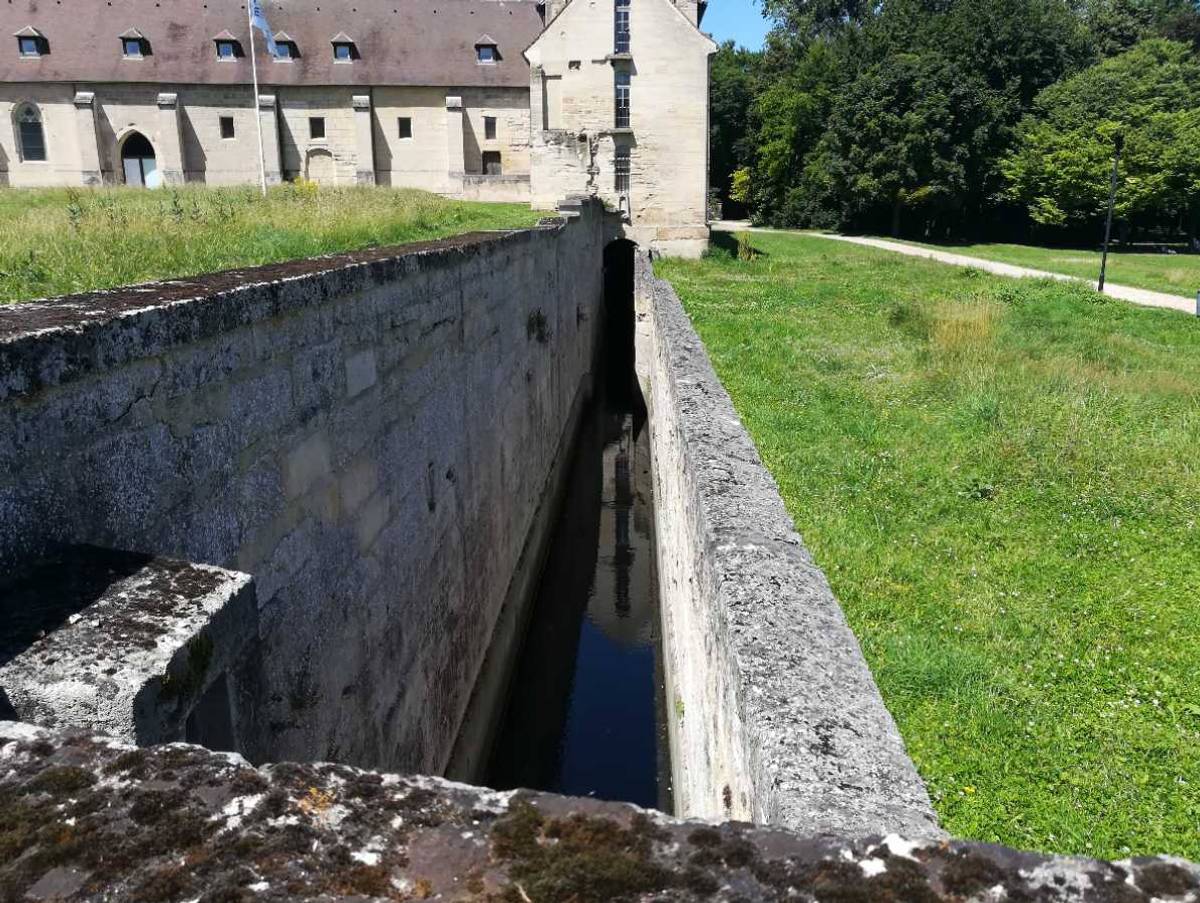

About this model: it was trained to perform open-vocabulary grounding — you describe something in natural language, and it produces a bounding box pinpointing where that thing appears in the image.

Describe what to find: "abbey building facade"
[0,0,715,255]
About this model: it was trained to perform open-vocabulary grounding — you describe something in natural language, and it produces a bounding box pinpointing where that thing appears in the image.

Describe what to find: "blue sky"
[703,0,772,50]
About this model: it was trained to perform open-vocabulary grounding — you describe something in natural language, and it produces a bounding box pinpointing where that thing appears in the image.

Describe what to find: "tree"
[1003,40,1200,239]
[1080,0,1200,56]
[815,53,1002,236]
[709,42,762,215]
[760,0,874,36]
[745,38,845,226]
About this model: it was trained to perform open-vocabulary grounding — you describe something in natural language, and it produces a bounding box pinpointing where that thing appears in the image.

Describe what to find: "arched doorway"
[305,149,336,185]
[120,132,160,188]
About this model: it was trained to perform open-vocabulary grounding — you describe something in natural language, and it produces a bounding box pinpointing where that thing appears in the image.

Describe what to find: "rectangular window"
[310,117,326,140]
[476,45,496,63]
[482,151,502,176]
[18,36,41,57]
[220,116,236,139]
[275,42,296,60]
[216,40,237,59]
[122,38,143,58]
[398,117,413,139]
[484,116,497,141]
[615,147,631,194]
[333,42,353,61]
[614,70,631,129]
[615,0,631,54]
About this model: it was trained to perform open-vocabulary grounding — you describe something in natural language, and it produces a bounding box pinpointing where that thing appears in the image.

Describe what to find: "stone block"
[344,349,378,398]
[283,432,332,500]
[0,546,257,746]
[356,492,390,552]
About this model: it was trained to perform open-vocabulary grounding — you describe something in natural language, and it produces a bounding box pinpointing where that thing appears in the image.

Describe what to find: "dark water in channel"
[485,390,672,811]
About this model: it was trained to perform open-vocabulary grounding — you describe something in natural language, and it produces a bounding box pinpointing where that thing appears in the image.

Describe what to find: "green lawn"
[892,238,1200,298]
[658,233,1200,860]
[0,186,542,303]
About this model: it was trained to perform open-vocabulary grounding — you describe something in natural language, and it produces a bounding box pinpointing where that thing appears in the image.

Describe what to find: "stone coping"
[638,255,940,837]
[0,223,565,403]
[0,548,256,745]
[1,722,1196,902]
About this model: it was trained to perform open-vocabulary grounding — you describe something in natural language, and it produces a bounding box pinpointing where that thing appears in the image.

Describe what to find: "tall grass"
[659,234,1200,860]
[0,185,542,303]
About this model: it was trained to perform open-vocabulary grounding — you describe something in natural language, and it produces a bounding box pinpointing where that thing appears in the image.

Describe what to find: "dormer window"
[475,34,500,64]
[331,33,357,62]
[213,31,241,60]
[273,33,298,60]
[14,27,46,58]
[120,28,149,59]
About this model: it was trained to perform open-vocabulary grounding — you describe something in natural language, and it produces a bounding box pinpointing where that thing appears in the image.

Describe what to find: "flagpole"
[247,1,268,198]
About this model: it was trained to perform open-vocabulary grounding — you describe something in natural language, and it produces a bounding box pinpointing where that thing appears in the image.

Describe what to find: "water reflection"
[486,392,671,811]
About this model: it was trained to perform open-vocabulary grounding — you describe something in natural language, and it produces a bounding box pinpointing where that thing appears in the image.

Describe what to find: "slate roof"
[0,0,544,88]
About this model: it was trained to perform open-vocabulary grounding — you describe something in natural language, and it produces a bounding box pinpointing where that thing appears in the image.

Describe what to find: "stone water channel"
[485,237,672,810]
[4,204,1198,898]
[1,202,942,858]
[485,389,672,811]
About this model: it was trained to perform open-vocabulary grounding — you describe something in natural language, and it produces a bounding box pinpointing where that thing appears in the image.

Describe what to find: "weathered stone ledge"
[0,224,560,403]
[1,723,1197,902]
[635,254,938,838]
[0,546,256,749]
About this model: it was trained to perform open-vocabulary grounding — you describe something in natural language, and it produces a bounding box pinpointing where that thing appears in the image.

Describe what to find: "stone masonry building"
[0,0,716,254]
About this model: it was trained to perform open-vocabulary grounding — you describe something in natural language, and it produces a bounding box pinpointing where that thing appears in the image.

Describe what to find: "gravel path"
[712,223,1197,316]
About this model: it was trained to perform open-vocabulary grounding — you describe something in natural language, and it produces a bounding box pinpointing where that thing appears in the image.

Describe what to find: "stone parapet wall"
[0,201,608,774]
[2,721,1196,902]
[634,254,940,837]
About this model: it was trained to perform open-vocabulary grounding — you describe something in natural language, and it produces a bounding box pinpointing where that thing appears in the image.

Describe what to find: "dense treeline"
[713,0,1200,243]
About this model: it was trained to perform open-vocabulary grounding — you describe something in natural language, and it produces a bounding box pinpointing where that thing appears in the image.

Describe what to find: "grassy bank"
[893,238,1200,298]
[658,232,1200,859]
[0,186,542,303]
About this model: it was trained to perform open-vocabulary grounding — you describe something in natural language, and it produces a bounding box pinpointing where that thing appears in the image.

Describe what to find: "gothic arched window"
[15,104,46,162]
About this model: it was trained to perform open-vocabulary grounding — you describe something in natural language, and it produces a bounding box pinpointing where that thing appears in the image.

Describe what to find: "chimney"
[673,0,701,25]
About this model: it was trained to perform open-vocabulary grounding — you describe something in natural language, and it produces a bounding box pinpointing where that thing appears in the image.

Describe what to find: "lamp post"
[1098,132,1124,294]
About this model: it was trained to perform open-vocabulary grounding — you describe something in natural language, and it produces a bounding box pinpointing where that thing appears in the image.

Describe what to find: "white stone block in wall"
[345,349,378,398]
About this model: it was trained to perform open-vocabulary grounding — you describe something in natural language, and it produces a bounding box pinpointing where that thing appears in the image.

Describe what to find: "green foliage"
[760,0,874,36]
[710,42,762,209]
[1082,0,1200,56]
[0,186,541,303]
[1003,40,1200,232]
[815,52,1003,235]
[730,167,752,205]
[658,231,1200,860]
[710,0,1200,241]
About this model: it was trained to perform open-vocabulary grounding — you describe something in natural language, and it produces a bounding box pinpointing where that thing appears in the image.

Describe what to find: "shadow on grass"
[709,230,770,260]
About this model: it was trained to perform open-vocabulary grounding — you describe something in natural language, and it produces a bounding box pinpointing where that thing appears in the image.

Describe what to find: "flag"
[248,0,279,57]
